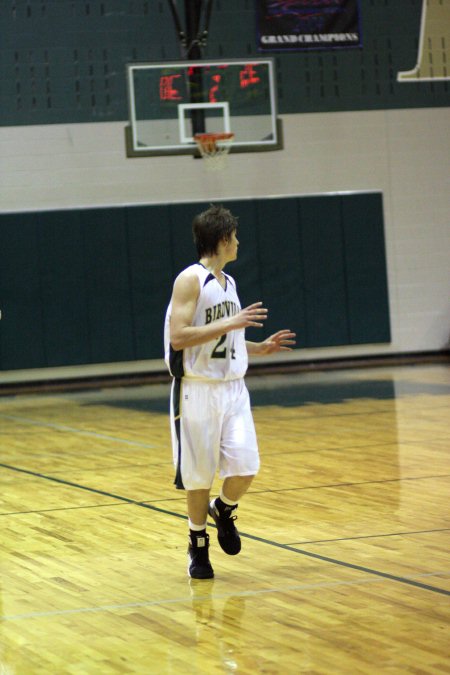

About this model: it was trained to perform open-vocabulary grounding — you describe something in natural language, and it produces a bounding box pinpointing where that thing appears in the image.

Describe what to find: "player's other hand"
[258,330,296,355]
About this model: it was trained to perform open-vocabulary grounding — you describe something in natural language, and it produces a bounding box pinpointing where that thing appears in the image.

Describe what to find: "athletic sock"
[220,489,238,506]
[213,492,238,515]
[189,519,207,533]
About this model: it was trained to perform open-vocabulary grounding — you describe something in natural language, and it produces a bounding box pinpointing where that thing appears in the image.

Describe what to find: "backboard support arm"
[167,1,216,135]
[184,0,211,135]
[167,0,214,58]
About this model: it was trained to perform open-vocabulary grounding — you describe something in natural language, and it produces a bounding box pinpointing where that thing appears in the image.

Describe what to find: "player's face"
[223,230,239,262]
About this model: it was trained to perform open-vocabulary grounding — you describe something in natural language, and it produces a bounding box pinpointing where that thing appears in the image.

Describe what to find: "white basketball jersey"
[164,263,248,381]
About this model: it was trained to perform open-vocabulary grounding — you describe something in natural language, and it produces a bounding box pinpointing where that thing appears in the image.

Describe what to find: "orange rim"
[194,133,234,142]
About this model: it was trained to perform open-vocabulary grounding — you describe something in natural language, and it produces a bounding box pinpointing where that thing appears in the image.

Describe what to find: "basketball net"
[194,132,235,171]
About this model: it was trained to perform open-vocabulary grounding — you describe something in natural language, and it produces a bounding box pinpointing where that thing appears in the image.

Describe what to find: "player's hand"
[258,329,296,355]
[233,302,268,328]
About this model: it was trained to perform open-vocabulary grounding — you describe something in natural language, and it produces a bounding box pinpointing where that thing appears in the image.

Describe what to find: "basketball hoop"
[194,132,235,170]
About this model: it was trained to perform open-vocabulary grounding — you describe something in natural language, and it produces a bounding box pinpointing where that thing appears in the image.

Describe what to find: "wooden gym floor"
[1,363,449,674]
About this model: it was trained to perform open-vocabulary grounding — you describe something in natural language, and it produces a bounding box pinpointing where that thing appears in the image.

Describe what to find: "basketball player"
[164,204,296,579]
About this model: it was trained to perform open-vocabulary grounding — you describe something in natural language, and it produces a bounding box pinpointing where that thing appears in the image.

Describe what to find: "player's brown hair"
[192,204,238,257]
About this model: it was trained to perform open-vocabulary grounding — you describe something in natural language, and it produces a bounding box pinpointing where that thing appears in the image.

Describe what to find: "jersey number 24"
[211,335,236,360]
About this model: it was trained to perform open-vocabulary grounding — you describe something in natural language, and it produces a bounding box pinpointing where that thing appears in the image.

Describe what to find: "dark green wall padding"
[0,193,390,371]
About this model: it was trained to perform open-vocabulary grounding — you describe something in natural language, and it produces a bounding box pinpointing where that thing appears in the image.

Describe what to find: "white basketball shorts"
[170,377,260,490]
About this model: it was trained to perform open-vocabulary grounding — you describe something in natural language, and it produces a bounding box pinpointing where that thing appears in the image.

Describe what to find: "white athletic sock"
[219,489,238,507]
[189,519,207,532]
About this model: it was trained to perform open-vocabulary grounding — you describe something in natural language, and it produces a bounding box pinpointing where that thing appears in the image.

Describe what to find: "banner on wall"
[256,0,362,52]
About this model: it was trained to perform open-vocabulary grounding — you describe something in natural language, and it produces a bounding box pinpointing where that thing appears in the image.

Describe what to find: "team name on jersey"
[205,301,239,324]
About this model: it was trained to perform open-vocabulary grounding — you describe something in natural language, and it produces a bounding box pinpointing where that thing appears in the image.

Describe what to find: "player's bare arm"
[170,269,269,351]
[246,329,296,356]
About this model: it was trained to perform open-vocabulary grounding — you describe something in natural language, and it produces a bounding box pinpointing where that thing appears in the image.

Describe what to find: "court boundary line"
[249,473,450,495]
[289,527,450,545]
[2,461,450,597]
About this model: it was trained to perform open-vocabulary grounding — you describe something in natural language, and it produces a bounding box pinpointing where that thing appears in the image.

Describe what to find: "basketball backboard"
[125,58,282,157]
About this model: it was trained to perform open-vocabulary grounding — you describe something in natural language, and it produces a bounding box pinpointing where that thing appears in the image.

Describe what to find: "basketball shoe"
[208,499,241,555]
[188,532,214,579]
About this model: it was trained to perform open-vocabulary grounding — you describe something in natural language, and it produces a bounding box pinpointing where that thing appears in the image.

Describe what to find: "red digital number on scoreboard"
[159,74,182,101]
[239,64,260,88]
